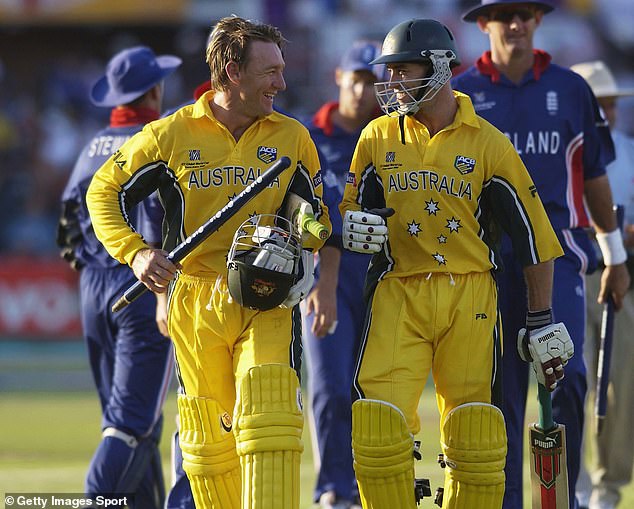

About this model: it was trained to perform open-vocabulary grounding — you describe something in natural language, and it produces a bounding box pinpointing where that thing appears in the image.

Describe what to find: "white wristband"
[596,229,627,266]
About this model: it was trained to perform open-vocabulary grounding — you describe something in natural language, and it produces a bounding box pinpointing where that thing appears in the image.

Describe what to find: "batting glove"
[517,310,574,391]
[280,250,315,308]
[343,208,394,254]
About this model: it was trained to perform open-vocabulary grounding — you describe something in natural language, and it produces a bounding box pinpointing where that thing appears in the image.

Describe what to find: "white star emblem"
[407,220,421,237]
[228,192,238,201]
[432,252,447,265]
[437,234,447,244]
[425,199,440,216]
[446,216,462,233]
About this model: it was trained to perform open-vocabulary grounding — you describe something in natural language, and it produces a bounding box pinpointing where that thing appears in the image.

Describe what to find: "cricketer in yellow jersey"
[87,16,330,509]
[339,19,573,509]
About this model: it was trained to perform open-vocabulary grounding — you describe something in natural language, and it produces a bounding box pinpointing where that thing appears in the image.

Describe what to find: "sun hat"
[462,0,554,23]
[570,60,634,98]
[90,46,182,107]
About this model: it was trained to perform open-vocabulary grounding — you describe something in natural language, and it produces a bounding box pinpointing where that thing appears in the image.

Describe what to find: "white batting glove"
[517,321,574,391]
[343,209,391,254]
[280,250,315,308]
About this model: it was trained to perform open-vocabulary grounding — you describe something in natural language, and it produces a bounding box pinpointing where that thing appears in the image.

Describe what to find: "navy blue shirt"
[61,110,161,269]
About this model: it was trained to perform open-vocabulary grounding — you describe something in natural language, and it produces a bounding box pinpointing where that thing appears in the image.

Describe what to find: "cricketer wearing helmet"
[87,16,330,509]
[340,19,571,509]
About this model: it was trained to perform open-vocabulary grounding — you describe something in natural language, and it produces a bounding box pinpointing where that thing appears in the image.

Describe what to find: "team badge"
[312,170,322,188]
[220,412,233,433]
[385,151,395,163]
[454,155,475,175]
[251,278,277,297]
[346,172,356,186]
[546,91,559,116]
[189,149,201,161]
[257,146,278,164]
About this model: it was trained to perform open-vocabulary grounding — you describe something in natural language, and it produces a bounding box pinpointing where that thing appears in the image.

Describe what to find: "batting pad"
[351,399,417,509]
[440,402,507,509]
[234,364,304,509]
[177,394,241,509]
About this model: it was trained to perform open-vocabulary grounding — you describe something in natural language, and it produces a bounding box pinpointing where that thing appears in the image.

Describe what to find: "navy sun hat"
[462,0,554,22]
[90,46,182,107]
[339,40,386,80]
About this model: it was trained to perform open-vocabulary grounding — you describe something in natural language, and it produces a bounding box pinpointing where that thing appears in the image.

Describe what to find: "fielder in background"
[302,39,384,509]
[56,46,181,507]
[453,2,630,508]
[339,18,572,509]
[86,16,330,509]
[570,60,634,509]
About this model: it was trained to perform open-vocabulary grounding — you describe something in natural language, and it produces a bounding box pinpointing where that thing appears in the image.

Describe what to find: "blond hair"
[206,16,286,92]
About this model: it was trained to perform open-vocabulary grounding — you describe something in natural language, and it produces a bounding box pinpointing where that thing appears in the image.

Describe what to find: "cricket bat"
[595,204,624,435]
[529,383,569,509]
[284,192,330,241]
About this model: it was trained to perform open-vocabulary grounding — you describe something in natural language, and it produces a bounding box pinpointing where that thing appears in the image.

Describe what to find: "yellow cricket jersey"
[340,91,562,278]
[87,91,330,276]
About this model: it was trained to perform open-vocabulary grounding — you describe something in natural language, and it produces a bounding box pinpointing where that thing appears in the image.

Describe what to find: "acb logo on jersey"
[454,155,476,175]
[257,146,278,164]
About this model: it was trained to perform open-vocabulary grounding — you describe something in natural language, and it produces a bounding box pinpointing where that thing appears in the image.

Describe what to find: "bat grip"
[299,213,329,240]
[537,383,555,432]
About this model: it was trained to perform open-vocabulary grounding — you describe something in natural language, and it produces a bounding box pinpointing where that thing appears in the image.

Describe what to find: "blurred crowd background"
[0,0,633,340]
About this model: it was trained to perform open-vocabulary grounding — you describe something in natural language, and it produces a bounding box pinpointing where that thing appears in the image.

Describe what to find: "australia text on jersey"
[387,169,472,200]
[188,166,281,189]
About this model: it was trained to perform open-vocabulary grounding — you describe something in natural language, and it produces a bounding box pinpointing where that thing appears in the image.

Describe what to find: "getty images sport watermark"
[4,494,132,509]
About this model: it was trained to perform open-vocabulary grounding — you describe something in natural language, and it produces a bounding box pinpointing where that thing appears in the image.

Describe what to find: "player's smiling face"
[478,4,544,57]
[386,62,428,103]
[239,40,286,118]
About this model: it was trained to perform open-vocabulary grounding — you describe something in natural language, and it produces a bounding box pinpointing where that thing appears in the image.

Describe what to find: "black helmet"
[371,19,460,68]
[227,214,301,311]
[372,19,460,116]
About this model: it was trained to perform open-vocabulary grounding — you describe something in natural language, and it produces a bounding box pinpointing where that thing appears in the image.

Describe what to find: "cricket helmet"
[371,19,460,116]
[227,214,301,311]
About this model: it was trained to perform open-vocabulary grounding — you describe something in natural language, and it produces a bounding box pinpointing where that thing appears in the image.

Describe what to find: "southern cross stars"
[425,198,440,215]
[407,220,422,236]
[432,252,447,265]
[445,216,461,233]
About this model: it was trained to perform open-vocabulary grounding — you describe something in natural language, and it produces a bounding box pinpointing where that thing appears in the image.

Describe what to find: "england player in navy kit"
[302,40,384,509]
[57,46,181,507]
[453,2,630,508]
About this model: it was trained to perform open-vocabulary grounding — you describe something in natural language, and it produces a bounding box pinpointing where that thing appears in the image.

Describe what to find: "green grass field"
[1,386,632,508]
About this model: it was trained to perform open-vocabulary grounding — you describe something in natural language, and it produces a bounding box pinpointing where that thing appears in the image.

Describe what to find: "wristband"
[526,308,553,331]
[596,229,627,266]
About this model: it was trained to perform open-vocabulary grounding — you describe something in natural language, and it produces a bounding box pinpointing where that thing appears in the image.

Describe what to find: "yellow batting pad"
[352,399,417,509]
[178,394,241,509]
[440,403,507,509]
[234,364,304,509]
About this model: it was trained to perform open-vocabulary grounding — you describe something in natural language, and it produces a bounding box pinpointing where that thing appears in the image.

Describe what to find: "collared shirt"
[452,50,614,231]
[87,90,330,275]
[340,91,562,278]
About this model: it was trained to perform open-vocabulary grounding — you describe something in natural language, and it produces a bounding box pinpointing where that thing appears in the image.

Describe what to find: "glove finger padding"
[280,250,315,308]
[343,210,389,254]
[517,322,574,390]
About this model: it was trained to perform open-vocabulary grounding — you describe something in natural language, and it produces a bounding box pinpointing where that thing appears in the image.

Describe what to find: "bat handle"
[299,212,330,240]
[111,280,147,312]
[537,383,555,432]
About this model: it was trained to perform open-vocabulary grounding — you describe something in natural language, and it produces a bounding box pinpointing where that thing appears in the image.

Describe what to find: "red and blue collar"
[475,49,552,83]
